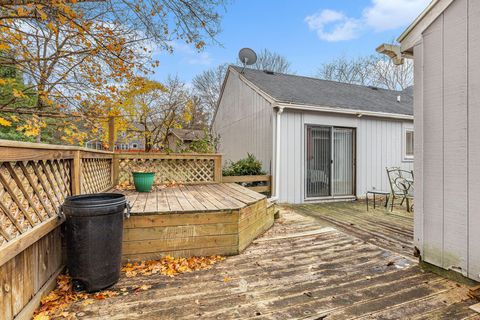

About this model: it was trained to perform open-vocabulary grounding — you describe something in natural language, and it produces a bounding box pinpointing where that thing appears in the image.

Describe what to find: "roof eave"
[276,102,414,121]
[397,0,453,53]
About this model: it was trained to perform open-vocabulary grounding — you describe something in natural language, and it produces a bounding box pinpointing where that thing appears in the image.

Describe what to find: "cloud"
[305,9,362,42]
[306,0,430,42]
[364,0,431,32]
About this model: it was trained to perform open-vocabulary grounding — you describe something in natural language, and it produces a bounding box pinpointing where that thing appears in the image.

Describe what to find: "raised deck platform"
[115,183,275,261]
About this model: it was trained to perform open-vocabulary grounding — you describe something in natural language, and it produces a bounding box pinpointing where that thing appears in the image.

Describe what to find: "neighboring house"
[166,128,206,152]
[394,0,480,282]
[115,129,145,151]
[212,66,414,203]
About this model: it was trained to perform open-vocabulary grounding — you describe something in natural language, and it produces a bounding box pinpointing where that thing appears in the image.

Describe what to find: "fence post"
[112,153,119,186]
[214,154,222,183]
[71,150,81,195]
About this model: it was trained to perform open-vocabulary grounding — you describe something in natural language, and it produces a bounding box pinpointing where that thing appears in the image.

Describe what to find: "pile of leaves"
[122,255,225,278]
[116,179,184,191]
[34,255,225,319]
[33,275,120,320]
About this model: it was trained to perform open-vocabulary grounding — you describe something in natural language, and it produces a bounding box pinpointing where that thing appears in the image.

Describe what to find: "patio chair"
[386,167,414,212]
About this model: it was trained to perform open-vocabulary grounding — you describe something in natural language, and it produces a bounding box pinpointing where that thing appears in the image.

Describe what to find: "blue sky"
[151,0,430,83]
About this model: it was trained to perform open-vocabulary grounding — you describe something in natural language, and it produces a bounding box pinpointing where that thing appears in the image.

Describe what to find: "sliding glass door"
[305,126,355,199]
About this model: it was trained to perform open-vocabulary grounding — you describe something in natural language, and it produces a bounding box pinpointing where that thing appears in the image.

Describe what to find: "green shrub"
[222,153,266,176]
[177,129,219,154]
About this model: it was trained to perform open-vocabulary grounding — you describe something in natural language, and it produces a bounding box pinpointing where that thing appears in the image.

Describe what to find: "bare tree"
[192,63,228,120]
[373,55,413,91]
[122,76,193,152]
[249,49,292,74]
[193,49,293,124]
[317,54,413,91]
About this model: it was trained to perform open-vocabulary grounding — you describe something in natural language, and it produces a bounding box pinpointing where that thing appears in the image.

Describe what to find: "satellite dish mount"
[238,48,257,74]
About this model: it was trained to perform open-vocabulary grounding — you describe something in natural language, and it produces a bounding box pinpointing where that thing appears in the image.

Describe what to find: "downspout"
[269,106,284,202]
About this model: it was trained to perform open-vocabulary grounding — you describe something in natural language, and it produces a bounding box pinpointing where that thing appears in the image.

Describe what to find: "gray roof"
[169,128,206,141]
[232,66,413,116]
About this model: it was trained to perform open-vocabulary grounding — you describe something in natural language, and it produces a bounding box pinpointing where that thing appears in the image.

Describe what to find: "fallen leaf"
[139,284,152,291]
[82,299,94,306]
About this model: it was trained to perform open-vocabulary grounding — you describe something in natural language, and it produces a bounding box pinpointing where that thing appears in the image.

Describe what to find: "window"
[131,143,138,149]
[404,129,414,160]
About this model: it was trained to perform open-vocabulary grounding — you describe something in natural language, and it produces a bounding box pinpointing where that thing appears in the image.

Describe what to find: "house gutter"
[269,106,284,202]
[276,102,414,121]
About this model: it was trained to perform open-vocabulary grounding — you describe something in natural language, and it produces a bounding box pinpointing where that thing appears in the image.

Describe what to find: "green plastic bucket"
[132,172,155,192]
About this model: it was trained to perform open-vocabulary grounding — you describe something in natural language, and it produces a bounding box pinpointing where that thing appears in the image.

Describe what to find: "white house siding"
[468,0,480,283]
[413,43,424,257]
[413,0,480,281]
[278,110,413,204]
[213,70,274,173]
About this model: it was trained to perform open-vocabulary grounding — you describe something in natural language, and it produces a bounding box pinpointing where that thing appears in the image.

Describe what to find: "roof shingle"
[232,66,413,116]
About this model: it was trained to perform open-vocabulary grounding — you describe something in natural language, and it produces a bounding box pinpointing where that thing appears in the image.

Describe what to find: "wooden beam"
[71,151,81,195]
[116,153,221,160]
[222,175,271,183]
[214,155,222,183]
[0,217,63,268]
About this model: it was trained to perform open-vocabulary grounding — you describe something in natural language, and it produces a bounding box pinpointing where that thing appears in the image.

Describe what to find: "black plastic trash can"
[62,193,129,292]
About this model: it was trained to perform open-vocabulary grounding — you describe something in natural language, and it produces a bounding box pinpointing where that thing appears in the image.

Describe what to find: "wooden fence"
[222,175,272,194]
[0,140,224,319]
[114,153,222,186]
[0,141,114,320]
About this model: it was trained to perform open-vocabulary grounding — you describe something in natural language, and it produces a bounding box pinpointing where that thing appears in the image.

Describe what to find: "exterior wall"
[213,70,274,173]
[278,110,413,204]
[414,0,480,281]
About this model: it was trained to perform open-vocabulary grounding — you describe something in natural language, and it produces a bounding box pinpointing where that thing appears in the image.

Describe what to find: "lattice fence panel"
[81,158,113,194]
[0,159,71,247]
[118,158,215,186]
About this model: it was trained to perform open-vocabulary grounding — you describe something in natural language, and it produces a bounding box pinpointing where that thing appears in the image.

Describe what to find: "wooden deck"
[116,183,274,261]
[63,205,480,319]
[292,200,414,257]
[115,183,266,214]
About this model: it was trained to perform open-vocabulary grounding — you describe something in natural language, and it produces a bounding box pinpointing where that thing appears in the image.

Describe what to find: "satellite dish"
[238,48,257,73]
[239,48,257,65]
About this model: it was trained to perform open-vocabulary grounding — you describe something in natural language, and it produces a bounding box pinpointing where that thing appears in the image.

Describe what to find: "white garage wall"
[278,110,414,203]
[413,0,480,281]
[213,69,274,173]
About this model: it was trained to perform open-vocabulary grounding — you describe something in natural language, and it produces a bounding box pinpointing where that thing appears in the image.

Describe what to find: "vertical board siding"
[417,0,480,281]
[0,228,62,320]
[468,0,480,281]
[279,111,413,203]
[422,16,444,268]
[413,43,424,253]
[279,112,303,204]
[213,71,274,173]
[442,0,468,274]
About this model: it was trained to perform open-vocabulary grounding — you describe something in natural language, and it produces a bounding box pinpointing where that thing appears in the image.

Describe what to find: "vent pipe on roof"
[397,95,401,102]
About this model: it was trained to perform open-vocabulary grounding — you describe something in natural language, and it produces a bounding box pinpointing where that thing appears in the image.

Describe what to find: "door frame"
[304,124,357,201]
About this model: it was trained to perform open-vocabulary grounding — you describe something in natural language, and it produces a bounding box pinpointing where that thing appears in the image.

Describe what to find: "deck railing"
[0,140,225,319]
[222,175,272,194]
[113,153,223,186]
[0,140,115,320]
[0,141,115,251]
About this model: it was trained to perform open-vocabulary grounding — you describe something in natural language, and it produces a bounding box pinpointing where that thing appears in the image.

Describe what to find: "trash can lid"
[63,193,126,209]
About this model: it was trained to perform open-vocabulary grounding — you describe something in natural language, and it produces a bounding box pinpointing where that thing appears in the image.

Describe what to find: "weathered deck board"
[293,201,415,257]
[65,206,478,319]
[114,184,266,215]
